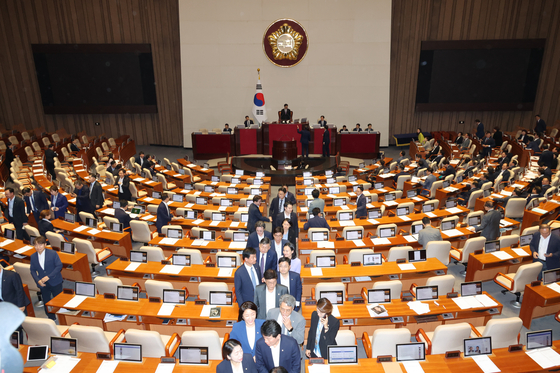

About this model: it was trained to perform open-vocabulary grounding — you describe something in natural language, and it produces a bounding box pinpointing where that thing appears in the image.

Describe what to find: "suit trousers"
[302,144,309,157]
[322,143,330,157]
[41,283,63,320]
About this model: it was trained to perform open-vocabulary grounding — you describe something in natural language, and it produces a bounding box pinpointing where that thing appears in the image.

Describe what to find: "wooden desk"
[465,246,533,282]
[192,132,235,160]
[177,159,215,180]
[519,282,560,329]
[521,199,560,233]
[337,132,380,158]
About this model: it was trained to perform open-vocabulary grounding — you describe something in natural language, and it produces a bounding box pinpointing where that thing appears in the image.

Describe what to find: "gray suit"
[460,138,471,151]
[418,226,443,247]
[308,198,325,214]
[254,284,288,320]
[266,308,306,345]
[474,209,501,241]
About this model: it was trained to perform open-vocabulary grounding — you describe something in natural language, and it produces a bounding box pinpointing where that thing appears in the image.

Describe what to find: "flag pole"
[257,68,260,80]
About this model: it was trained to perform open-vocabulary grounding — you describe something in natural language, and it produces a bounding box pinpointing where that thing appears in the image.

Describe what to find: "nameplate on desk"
[97,352,112,360]
[396,258,406,264]
[309,358,324,365]
[63,288,74,295]
[401,295,413,302]
[336,237,344,241]
[305,299,317,306]
[223,238,231,242]
[390,316,404,323]
[120,257,129,261]
[161,260,171,265]
[161,357,176,364]
[445,350,461,359]
[350,262,361,267]
[508,344,524,352]
[304,263,315,268]
[377,355,393,363]
[342,319,355,325]
[447,292,458,298]
[531,281,541,287]
[149,297,161,303]
[301,238,310,242]
[195,300,207,305]
[206,263,216,268]
[104,293,116,300]
[352,299,365,304]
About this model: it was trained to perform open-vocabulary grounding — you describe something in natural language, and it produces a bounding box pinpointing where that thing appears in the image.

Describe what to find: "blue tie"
[250,266,257,289]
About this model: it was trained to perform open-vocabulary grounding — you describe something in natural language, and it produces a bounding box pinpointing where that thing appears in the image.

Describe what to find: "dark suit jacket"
[135,156,146,168]
[417,158,428,170]
[256,249,278,278]
[493,131,503,147]
[528,140,541,153]
[247,231,273,251]
[393,171,409,183]
[428,145,441,158]
[530,232,560,271]
[30,248,63,287]
[234,263,263,306]
[247,203,269,233]
[540,150,555,169]
[89,181,104,209]
[45,149,57,167]
[323,128,330,144]
[4,197,28,226]
[284,191,296,206]
[442,165,456,177]
[255,335,300,373]
[535,119,547,134]
[115,175,131,201]
[74,187,93,213]
[476,123,485,139]
[51,193,68,219]
[254,284,288,319]
[24,191,50,218]
[498,169,511,183]
[38,219,55,238]
[278,271,302,309]
[481,137,495,156]
[115,208,132,230]
[518,134,530,144]
[421,174,437,195]
[303,216,330,230]
[156,202,171,233]
[455,136,464,144]
[1,269,30,308]
[244,119,254,127]
[474,209,501,241]
[306,312,340,358]
[498,154,513,167]
[5,147,15,166]
[318,120,327,127]
[273,212,298,238]
[229,320,265,357]
[269,197,287,221]
[216,353,258,373]
[355,194,367,218]
[280,109,292,121]
[297,128,311,145]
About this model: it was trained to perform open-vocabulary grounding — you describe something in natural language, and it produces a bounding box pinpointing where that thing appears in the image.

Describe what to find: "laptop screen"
[163,289,186,304]
[411,224,423,235]
[368,209,382,219]
[422,204,434,213]
[250,188,261,195]
[112,223,123,233]
[311,231,328,242]
[117,286,139,301]
[464,337,492,357]
[231,177,241,184]
[196,197,207,205]
[167,228,183,239]
[319,290,344,305]
[374,182,384,189]
[303,171,312,178]
[325,170,333,177]
[408,249,426,262]
[202,231,215,241]
[304,188,314,195]
[233,232,248,242]
[209,291,233,305]
[235,169,244,176]
[51,336,77,356]
[327,345,358,365]
[446,199,457,208]
[211,176,220,182]
[441,220,456,231]
[484,240,500,253]
[527,330,553,350]
[379,227,395,238]
[217,256,237,268]
[415,285,438,301]
[75,281,96,297]
[185,210,196,219]
[407,189,418,198]
[212,212,225,221]
[152,191,162,199]
[367,289,391,304]
[114,343,142,362]
[468,216,481,226]
[112,201,121,209]
[227,187,238,194]
[204,186,214,193]
[64,213,76,224]
[326,177,336,184]
[61,242,75,254]
[304,179,313,186]
[543,269,560,285]
[220,199,232,206]
[172,254,191,266]
[363,253,383,266]
[85,217,97,228]
[461,282,482,297]
[316,256,336,268]
[520,234,533,246]
[349,175,357,182]
[333,198,345,206]
[172,194,184,202]
[344,229,362,240]
[178,346,209,365]
[256,171,265,177]
[385,193,395,201]
[338,212,353,221]
[396,207,409,216]
[27,345,49,362]
[329,187,340,194]
[130,250,147,263]
[396,343,426,362]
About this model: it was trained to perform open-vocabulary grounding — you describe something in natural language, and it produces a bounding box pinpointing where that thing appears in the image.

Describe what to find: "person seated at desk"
[541,177,552,196]
[527,133,542,154]
[539,144,555,169]
[135,151,147,169]
[303,208,330,230]
[527,186,542,205]
[530,224,560,281]
[365,123,374,133]
[454,132,464,144]
[481,131,495,157]
[282,242,301,274]
[427,140,441,160]
[440,159,455,178]
[244,116,254,127]
[38,209,64,239]
[432,149,444,166]
[354,185,367,218]
[248,195,272,234]
[254,269,288,319]
[279,104,292,123]
[235,247,263,307]
[469,201,500,241]
[277,260,302,313]
[493,126,503,148]
[339,125,348,133]
[415,153,428,171]
[518,129,530,144]
[247,221,273,251]
[353,123,362,132]
[417,217,442,247]
[305,298,340,359]
[223,123,232,133]
[396,150,407,165]
[463,159,478,177]
[308,189,325,214]
[115,199,132,231]
[49,185,68,219]
[458,180,481,206]
[497,151,513,167]
[493,187,525,206]
[419,167,436,196]
[271,227,288,261]
[460,133,472,152]
[106,160,117,175]
[267,294,305,346]
[393,164,408,184]
[487,166,498,183]
[217,339,258,373]
[143,154,155,170]
[229,301,264,358]
[318,115,327,127]
[255,320,300,373]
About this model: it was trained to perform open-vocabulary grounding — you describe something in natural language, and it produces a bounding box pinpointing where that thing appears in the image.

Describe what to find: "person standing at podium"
[280,104,292,123]
[297,123,311,158]
[322,124,330,157]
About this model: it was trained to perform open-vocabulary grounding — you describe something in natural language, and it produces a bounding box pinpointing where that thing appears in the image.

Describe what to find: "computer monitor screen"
[311,231,328,242]
[196,197,207,205]
[10,332,19,349]
[327,346,358,365]
[235,169,244,176]
[333,198,346,206]
[61,242,75,254]
[367,289,391,304]
[304,188,314,195]
[233,232,248,242]
[227,187,238,195]
[217,256,237,268]
[130,250,147,263]
[178,346,209,365]
[396,207,409,216]
[256,172,265,177]
[407,189,418,198]
[209,291,233,305]
[408,249,426,262]
[457,175,464,182]
[75,281,96,297]
[303,179,313,186]
[441,220,456,231]
[112,201,121,209]
[26,345,49,362]
[202,231,215,241]
[443,180,450,188]
[526,330,553,350]
[250,188,261,195]
[117,286,139,301]
[329,187,340,194]
[520,234,533,246]
[220,199,232,206]
[326,177,336,184]
[379,228,395,238]
[306,199,313,207]
[212,212,225,221]
[468,216,481,226]
[167,228,183,239]
[484,240,500,253]
[114,343,142,362]
[316,256,336,268]
[172,254,190,266]
[349,175,357,182]
[112,223,123,233]
[50,337,77,356]
[396,343,426,362]
[543,269,560,285]
[338,212,353,221]
[446,199,457,208]
[415,285,438,301]
[344,229,362,240]
[363,253,383,266]
[303,171,312,178]
[172,194,183,202]
[461,282,482,296]
[64,213,76,224]
[231,177,240,184]
[211,176,220,182]
[464,337,492,357]
[130,207,141,216]
[152,191,162,199]
[204,186,214,193]
[240,213,249,222]
[185,210,196,219]
[374,182,384,189]
[412,224,423,235]
[184,184,193,191]
[85,217,97,228]
[252,179,262,186]
[162,289,186,304]
[422,204,434,213]
[135,205,146,214]
[319,290,344,305]
[385,193,395,201]
[368,209,382,219]
[325,170,333,177]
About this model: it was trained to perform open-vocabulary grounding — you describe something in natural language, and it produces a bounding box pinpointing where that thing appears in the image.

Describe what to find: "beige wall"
[179,0,392,148]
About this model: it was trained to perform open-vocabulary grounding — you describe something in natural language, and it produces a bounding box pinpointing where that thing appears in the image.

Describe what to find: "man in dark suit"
[497,151,513,167]
[135,151,147,168]
[254,269,288,319]
[244,116,254,127]
[234,247,262,306]
[393,164,409,184]
[1,188,29,240]
[415,154,428,170]
[535,115,547,135]
[49,185,68,220]
[271,227,289,260]
[455,132,464,144]
[88,175,104,215]
[247,195,271,234]
[280,104,292,123]
[23,187,49,226]
[460,133,472,151]
[531,224,560,280]
[527,186,542,205]
[277,258,302,312]
[528,134,542,153]
[281,184,297,206]
[256,237,277,279]
[481,132,495,157]
[269,188,287,222]
[322,123,330,157]
[0,265,30,311]
[255,320,300,373]
[71,179,92,222]
[441,159,456,177]
[223,123,232,133]
[45,144,58,180]
[471,201,501,241]
[432,150,444,166]
[156,193,174,234]
[303,208,330,230]
[115,199,132,231]
[106,161,117,175]
[30,237,63,320]
[142,154,154,170]
[541,177,552,196]
[353,123,362,132]
[518,129,530,144]
[273,202,298,235]
[458,180,481,206]
[475,119,485,139]
[420,167,437,196]
[318,115,327,127]
[247,221,273,250]
[354,185,367,218]
[539,144,555,169]
[497,162,511,183]
[4,144,15,167]
[427,140,441,160]
[493,127,503,148]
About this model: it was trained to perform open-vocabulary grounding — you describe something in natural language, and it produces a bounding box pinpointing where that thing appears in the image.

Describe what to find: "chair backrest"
[430,180,443,197]
[93,276,123,295]
[430,322,472,354]
[198,282,229,301]
[307,228,329,240]
[147,204,159,214]
[466,190,483,209]
[347,248,374,264]
[68,325,110,353]
[79,211,96,223]
[309,250,336,266]
[372,280,402,300]
[191,227,209,238]
[425,241,451,265]
[130,220,152,243]
[426,274,455,295]
[387,246,414,262]
[124,329,166,358]
[162,225,182,237]
[521,226,539,236]
[458,237,486,264]
[315,282,345,302]
[103,216,119,229]
[371,328,411,357]
[177,248,204,265]
[24,225,40,238]
[73,237,99,265]
[335,330,356,345]
[145,279,174,299]
[511,262,543,293]
[376,223,397,237]
[396,175,411,190]
[181,330,222,360]
[22,317,64,345]
[13,262,40,292]
[499,234,519,249]
[215,252,242,267]
[396,202,414,215]
[481,317,522,349]
[139,246,165,262]
[440,216,459,228]
[424,199,439,210]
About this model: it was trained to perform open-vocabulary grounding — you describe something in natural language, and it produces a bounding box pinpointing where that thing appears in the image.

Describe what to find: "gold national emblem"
[268,23,303,60]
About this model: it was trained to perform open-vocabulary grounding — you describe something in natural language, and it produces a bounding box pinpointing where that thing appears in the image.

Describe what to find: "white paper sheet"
[73,226,89,232]
[229,242,246,249]
[154,363,176,373]
[0,239,14,247]
[125,262,141,271]
[352,239,365,247]
[526,347,560,369]
[15,246,33,254]
[398,263,416,271]
[317,241,335,249]
[40,355,81,373]
[157,303,176,316]
[446,207,463,214]
[209,221,220,226]
[402,360,425,373]
[412,197,424,202]
[372,238,391,245]
[532,208,548,214]
[492,251,514,260]
[217,268,233,277]
[308,363,330,373]
[200,304,212,317]
[472,355,501,373]
[442,229,464,237]
[384,201,398,206]
[95,360,119,373]
[160,265,183,275]
[141,214,154,220]
[101,208,115,215]
[399,216,412,221]
[87,229,101,235]
[425,212,437,218]
[310,268,323,276]
[546,283,560,294]
[407,301,430,315]
[512,248,530,257]
[160,238,179,245]
[191,239,204,246]
[339,221,356,227]
[367,219,380,225]
[474,294,498,307]
[192,219,204,225]
[404,235,418,242]
[63,295,87,309]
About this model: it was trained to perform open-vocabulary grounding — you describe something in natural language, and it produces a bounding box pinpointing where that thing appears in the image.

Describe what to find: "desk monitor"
[196,197,207,205]
[114,343,142,363]
[468,216,481,226]
[184,184,193,191]
[374,182,384,189]
[167,228,183,239]
[396,343,426,362]
[212,212,225,221]
[134,205,146,214]
[363,253,383,266]
[250,188,261,195]
[217,256,237,268]
[178,346,209,365]
[329,187,340,194]
[461,281,482,297]
[112,201,121,209]
[527,330,553,350]
[367,289,391,304]
[408,249,426,263]
[235,169,244,176]
[233,232,248,242]
[204,186,214,193]
[64,212,76,224]
[254,179,263,186]
[457,174,464,183]
[484,240,500,253]
[256,171,265,178]
[316,255,336,268]
[415,285,438,301]
[311,231,328,242]
[303,171,312,178]
[443,180,451,188]
[306,199,314,208]
[231,177,241,184]
[396,207,409,216]
[464,337,492,357]
[407,189,418,198]
[326,177,336,184]
[3,228,15,240]
[227,187,238,195]
[327,345,358,365]
[338,212,353,221]
[333,198,346,206]
[172,254,191,266]
[304,188,314,195]
[379,227,395,238]
[319,290,344,305]
[75,281,96,297]
[220,199,232,207]
[303,178,313,186]
[61,242,75,254]
[152,191,162,199]
[162,289,186,304]
[85,217,97,228]
[117,286,139,301]
[325,170,333,177]
[209,291,233,305]
[25,345,49,366]
[422,203,434,213]
[543,269,560,285]
[441,220,456,231]
[446,199,457,208]
[520,234,533,247]
[385,193,396,201]
[349,175,357,182]
[111,222,123,233]
[172,194,184,202]
[130,250,148,263]
[179,169,186,175]
[368,209,382,219]
[411,224,423,235]
[211,176,220,182]
[10,331,19,349]
[152,175,159,182]
[202,231,216,241]
[240,213,249,223]
[185,210,196,220]
[344,229,362,240]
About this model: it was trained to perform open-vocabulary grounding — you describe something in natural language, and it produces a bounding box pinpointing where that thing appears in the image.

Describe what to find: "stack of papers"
[367,303,389,317]
[192,219,204,225]
[0,239,14,247]
[160,265,183,275]
[229,222,240,227]
[125,262,142,271]
[339,205,350,210]
[191,240,209,246]
[200,305,213,317]
[308,364,330,373]
[402,361,425,373]
[97,360,119,373]
[372,238,391,245]
[398,263,416,271]
[158,303,175,316]
[367,219,380,225]
[399,216,412,221]
[532,208,549,214]
[412,197,424,202]
[331,305,341,317]
[378,188,388,192]
[425,212,437,218]
[443,229,464,237]
[384,201,398,206]
[526,347,560,369]
[102,208,115,215]
[64,295,87,309]
[15,246,33,254]
[408,301,430,314]
[512,248,530,256]
[87,229,101,235]
[310,268,323,276]
[444,187,459,192]
[339,221,355,227]
[351,239,365,247]
[499,219,512,227]
[491,251,513,260]
[229,242,246,249]
[446,207,463,214]
[209,221,220,226]
[73,226,89,232]
[160,238,179,245]
[141,214,154,220]
[404,235,418,242]
[155,363,176,373]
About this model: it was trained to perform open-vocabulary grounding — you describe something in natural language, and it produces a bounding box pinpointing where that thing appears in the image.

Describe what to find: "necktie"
[279,199,284,213]
[314,322,323,357]
[260,254,265,277]
[30,195,35,212]
[53,195,57,207]
[250,266,257,289]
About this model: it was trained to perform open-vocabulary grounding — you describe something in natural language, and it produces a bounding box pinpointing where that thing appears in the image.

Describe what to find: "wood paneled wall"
[0,0,182,146]
[390,0,560,143]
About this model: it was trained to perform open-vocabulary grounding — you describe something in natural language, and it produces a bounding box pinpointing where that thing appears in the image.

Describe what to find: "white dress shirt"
[38,250,46,270]
[538,235,551,261]
[266,286,276,315]
[279,274,290,292]
[246,323,256,349]
[270,336,281,367]
[273,241,283,260]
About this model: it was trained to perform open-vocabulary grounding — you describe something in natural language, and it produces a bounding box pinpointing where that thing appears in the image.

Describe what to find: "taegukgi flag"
[252,69,267,125]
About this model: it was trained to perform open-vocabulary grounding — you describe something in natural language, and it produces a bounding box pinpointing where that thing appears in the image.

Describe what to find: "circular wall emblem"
[263,19,308,68]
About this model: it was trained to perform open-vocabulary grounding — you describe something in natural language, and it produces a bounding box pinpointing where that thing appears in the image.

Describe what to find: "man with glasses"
[266,294,305,345]
[530,224,560,280]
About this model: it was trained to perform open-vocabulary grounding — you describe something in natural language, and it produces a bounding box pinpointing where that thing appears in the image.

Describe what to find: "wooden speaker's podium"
[272,139,299,169]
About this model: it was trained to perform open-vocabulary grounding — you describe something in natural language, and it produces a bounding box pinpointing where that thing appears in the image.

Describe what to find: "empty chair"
[22,317,70,345]
[313,282,346,302]
[94,276,123,295]
[181,330,223,360]
[79,211,97,223]
[24,225,40,239]
[376,223,398,237]
[396,175,411,190]
[450,236,486,275]
[198,282,229,301]
[139,246,166,262]
[147,204,159,214]
[416,275,455,296]
[423,199,439,210]
[130,220,152,244]
[162,225,183,237]
[499,234,519,249]
[335,330,356,345]
[395,202,414,215]
[505,198,526,220]
[415,322,474,355]
[73,238,113,275]
[472,317,522,349]
[216,252,242,267]
[425,241,451,265]
[157,173,176,190]
[465,190,483,209]
[494,262,543,307]
[124,329,180,358]
[521,226,539,237]
[366,280,403,301]
[309,250,336,266]
[145,280,174,299]
[346,249,374,264]
[177,248,204,265]
[363,328,411,358]
[68,324,125,353]
[387,246,414,262]
[191,227,209,239]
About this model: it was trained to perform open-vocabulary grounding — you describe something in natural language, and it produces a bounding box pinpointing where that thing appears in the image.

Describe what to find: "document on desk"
[125,262,142,271]
[512,248,530,257]
[73,225,89,232]
[412,197,424,202]
[402,360,425,373]
[472,355,501,373]
[87,229,101,235]
[383,201,398,206]
[452,296,482,309]
[339,221,356,227]
[474,294,498,307]
[301,207,308,212]
[192,219,205,225]
[308,363,330,373]
[491,251,513,260]
[160,265,183,275]
[367,219,380,225]
[526,347,560,369]
[218,206,227,211]
[399,216,412,221]
[310,268,323,276]
[209,221,220,226]
[141,214,154,220]
[229,242,246,249]
[446,207,463,214]
[96,360,119,373]
[407,301,430,315]
[398,263,416,271]
[15,246,33,254]
[158,303,176,316]
[425,212,437,218]
[200,304,213,317]
[104,314,127,323]
[317,241,335,249]
[442,229,464,237]
[351,239,365,247]
[372,238,391,245]
[160,238,179,245]
[348,192,356,197]
[64,295,88,309]
[378,188,388,193]
[218,268,233,277]
[155,363,176,373]
[499,219,512,227]
[532,208,549,214]
[339,205,350,210]
[546,283,560,294]
[191,239,204,246]
[404,235,418,243]
[0,239,14,247]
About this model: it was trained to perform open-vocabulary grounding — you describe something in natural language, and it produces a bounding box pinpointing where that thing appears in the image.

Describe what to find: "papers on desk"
[367,219,380,225]
[546,283,560,294]
[141,214,154,220]
[185,203,194,208]
[378,174,393,178]
[101,208,115,215]
[327,194,338,198]
[0,239,14,247]
[96,360,119,373]
[310,268,323,276]
[404,235,418,243]
[308,363,330,373]
[367,303,388,317]
[532,208,549,214]
[491,194,504,199]
[193,191,202,196]
[446,207,462,214]
[501,190,513,196]
[200,304,213,317]
[354,276,372,282]
[68,198,76,203]
[399,216,412,221]
[133,177,144,182]
[402,361,425,373]
[125,262,142,271]
[352,239,365,247]
[155,363,177,373]
[209,221,220,226]
[229,242,246,249]
[218,268,233,277]
[173,173,182,177]
[472,355,501,373]
[108,187,117,192]
[57,308,80,315]
[348,192,356,197]
[301,207,308,212]
[512,248,530,257]
[349,181,358,185]
[398,263,416,271]
[44,355,81,373]
[339,205,350,210]
[378,188,388,192]
[408,301,430,315]
[187,164,197,168]
[526,347,560,369]
[192,219,205,225]
[411,177,420,183]
[425,212,436,218]
[15,245,33,254]
[160,265,183,275]
[73,225,89,232]
[191,239,209,246]
[384,201,398,206]
[492,251,513,260]
[87,229,101,235]
[500,219,512,227]
[218,206,227,211]
[104,313,127,323]
[366,203,375,209]
[229,221,240,228]
[452,295,497,309]
[444,187,459,192]
[158,303,175,316]
[237,207,248,213]
[372,238,391,245]
[475,294,498,307]
[144,197,154,202]
[512,183,525,188]
[317,241,335,249]
[64,295,87,309]
[412,196,424,202]
[146,180,156,185]
[442,229,464,237]
[160,238,179,245]
[339,221,355,227]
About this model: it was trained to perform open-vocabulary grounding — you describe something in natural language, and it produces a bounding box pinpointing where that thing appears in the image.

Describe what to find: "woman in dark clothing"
[115,169,132,201]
